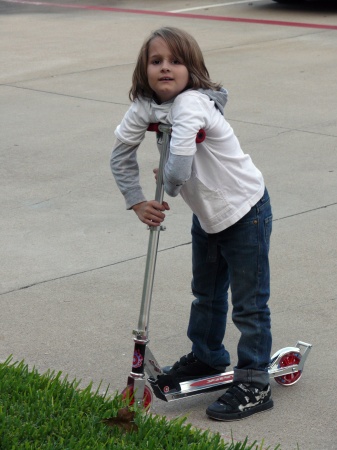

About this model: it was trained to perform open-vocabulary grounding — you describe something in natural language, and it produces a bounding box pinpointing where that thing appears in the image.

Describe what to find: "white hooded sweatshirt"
[111,88,264,234]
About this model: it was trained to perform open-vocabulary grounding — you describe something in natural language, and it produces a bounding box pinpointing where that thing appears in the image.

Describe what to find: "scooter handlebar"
[147,123,206,143]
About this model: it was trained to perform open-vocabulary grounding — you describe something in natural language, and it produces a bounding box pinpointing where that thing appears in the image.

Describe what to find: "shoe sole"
[206,399,274,422]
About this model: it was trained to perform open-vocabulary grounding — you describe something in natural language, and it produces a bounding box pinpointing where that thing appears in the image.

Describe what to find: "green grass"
[0,356,280,450]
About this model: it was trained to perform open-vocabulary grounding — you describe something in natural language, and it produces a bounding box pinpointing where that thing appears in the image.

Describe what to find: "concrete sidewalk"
[1,1,337,448]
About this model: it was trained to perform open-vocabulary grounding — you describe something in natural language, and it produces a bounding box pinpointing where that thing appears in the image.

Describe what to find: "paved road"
[1,1,337,448]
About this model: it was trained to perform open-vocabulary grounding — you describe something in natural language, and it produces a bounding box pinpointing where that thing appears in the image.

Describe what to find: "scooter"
[122,123,312,408]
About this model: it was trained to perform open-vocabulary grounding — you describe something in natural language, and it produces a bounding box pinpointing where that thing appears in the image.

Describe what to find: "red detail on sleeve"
[196,129,206,143]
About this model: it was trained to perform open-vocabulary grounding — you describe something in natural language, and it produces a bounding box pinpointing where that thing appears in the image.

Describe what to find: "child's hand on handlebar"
[132,200,170,227]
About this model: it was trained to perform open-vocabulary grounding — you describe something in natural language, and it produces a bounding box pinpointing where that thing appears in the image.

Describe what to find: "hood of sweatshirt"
[150,87,228,124]
[198,87,228,116]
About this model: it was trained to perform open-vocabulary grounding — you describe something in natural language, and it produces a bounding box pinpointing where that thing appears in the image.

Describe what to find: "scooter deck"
[146,341,312,402]
[148,371,233,401]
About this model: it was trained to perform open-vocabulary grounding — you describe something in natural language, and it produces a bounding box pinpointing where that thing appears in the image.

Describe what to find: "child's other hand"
[132,200,170,227]
[153,168,159,181]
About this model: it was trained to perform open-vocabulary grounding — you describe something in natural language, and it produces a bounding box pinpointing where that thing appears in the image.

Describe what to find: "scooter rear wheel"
[122,384,153,408]
[274,351,302,386]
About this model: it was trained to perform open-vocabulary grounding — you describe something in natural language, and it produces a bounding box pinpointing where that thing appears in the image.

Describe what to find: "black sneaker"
[206,383,273,421]
[164,352,224,382]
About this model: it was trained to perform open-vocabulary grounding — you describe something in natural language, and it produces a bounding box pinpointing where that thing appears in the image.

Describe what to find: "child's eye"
[151,60,161,65]
[172,60,181,64]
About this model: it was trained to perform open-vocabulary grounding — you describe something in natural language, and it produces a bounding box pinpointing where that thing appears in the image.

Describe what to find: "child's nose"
[161,60,170,71]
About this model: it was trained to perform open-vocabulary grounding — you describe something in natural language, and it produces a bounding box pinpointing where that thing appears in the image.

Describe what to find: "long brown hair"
[129,27,222,101]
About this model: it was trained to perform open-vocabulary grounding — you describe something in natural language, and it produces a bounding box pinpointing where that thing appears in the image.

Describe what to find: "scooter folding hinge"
[132,329,147,341]
[158,124,172,134]
[146,225,166,231]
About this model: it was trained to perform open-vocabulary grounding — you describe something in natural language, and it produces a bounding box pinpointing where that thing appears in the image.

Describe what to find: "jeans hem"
[233,368,270,389]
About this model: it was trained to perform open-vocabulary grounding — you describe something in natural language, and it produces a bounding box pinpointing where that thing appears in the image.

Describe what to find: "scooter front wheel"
[274,351,302,386]
[122,384,153,409]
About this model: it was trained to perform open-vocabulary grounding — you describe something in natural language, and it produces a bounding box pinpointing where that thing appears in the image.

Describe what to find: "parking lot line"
[169,0,264,13]
[3,0,337,30]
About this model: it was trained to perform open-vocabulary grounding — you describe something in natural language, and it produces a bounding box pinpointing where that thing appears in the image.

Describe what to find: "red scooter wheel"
[122,384,153,409]
[274,351,302,386]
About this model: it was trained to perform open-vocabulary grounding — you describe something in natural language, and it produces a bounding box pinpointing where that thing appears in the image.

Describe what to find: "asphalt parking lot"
[1,0,337,448]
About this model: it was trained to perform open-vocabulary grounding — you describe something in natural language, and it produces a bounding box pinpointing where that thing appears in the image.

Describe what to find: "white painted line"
[169,0,264,13]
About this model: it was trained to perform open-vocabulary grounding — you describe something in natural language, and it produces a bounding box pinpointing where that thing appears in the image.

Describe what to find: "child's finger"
[149,200,166,211]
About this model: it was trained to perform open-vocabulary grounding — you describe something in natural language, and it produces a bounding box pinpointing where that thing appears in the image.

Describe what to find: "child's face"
[147,37,189,103]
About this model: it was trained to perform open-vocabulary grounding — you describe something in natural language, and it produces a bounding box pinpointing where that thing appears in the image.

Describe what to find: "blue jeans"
[187,188,272,388]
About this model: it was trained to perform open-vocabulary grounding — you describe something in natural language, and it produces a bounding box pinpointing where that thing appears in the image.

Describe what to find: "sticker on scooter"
[191,374,234,387]
[133,350,143,369]
[148,359,162,374]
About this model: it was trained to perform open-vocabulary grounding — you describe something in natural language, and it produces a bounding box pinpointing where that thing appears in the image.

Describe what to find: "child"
[110,27,273,421]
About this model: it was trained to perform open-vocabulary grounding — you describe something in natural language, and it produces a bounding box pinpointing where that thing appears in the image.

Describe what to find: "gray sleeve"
[163,153,193,197]
[110,139,146,209]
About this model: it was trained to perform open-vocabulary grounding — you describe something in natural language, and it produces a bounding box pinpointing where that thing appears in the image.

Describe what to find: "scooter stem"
[135,124,171,339]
